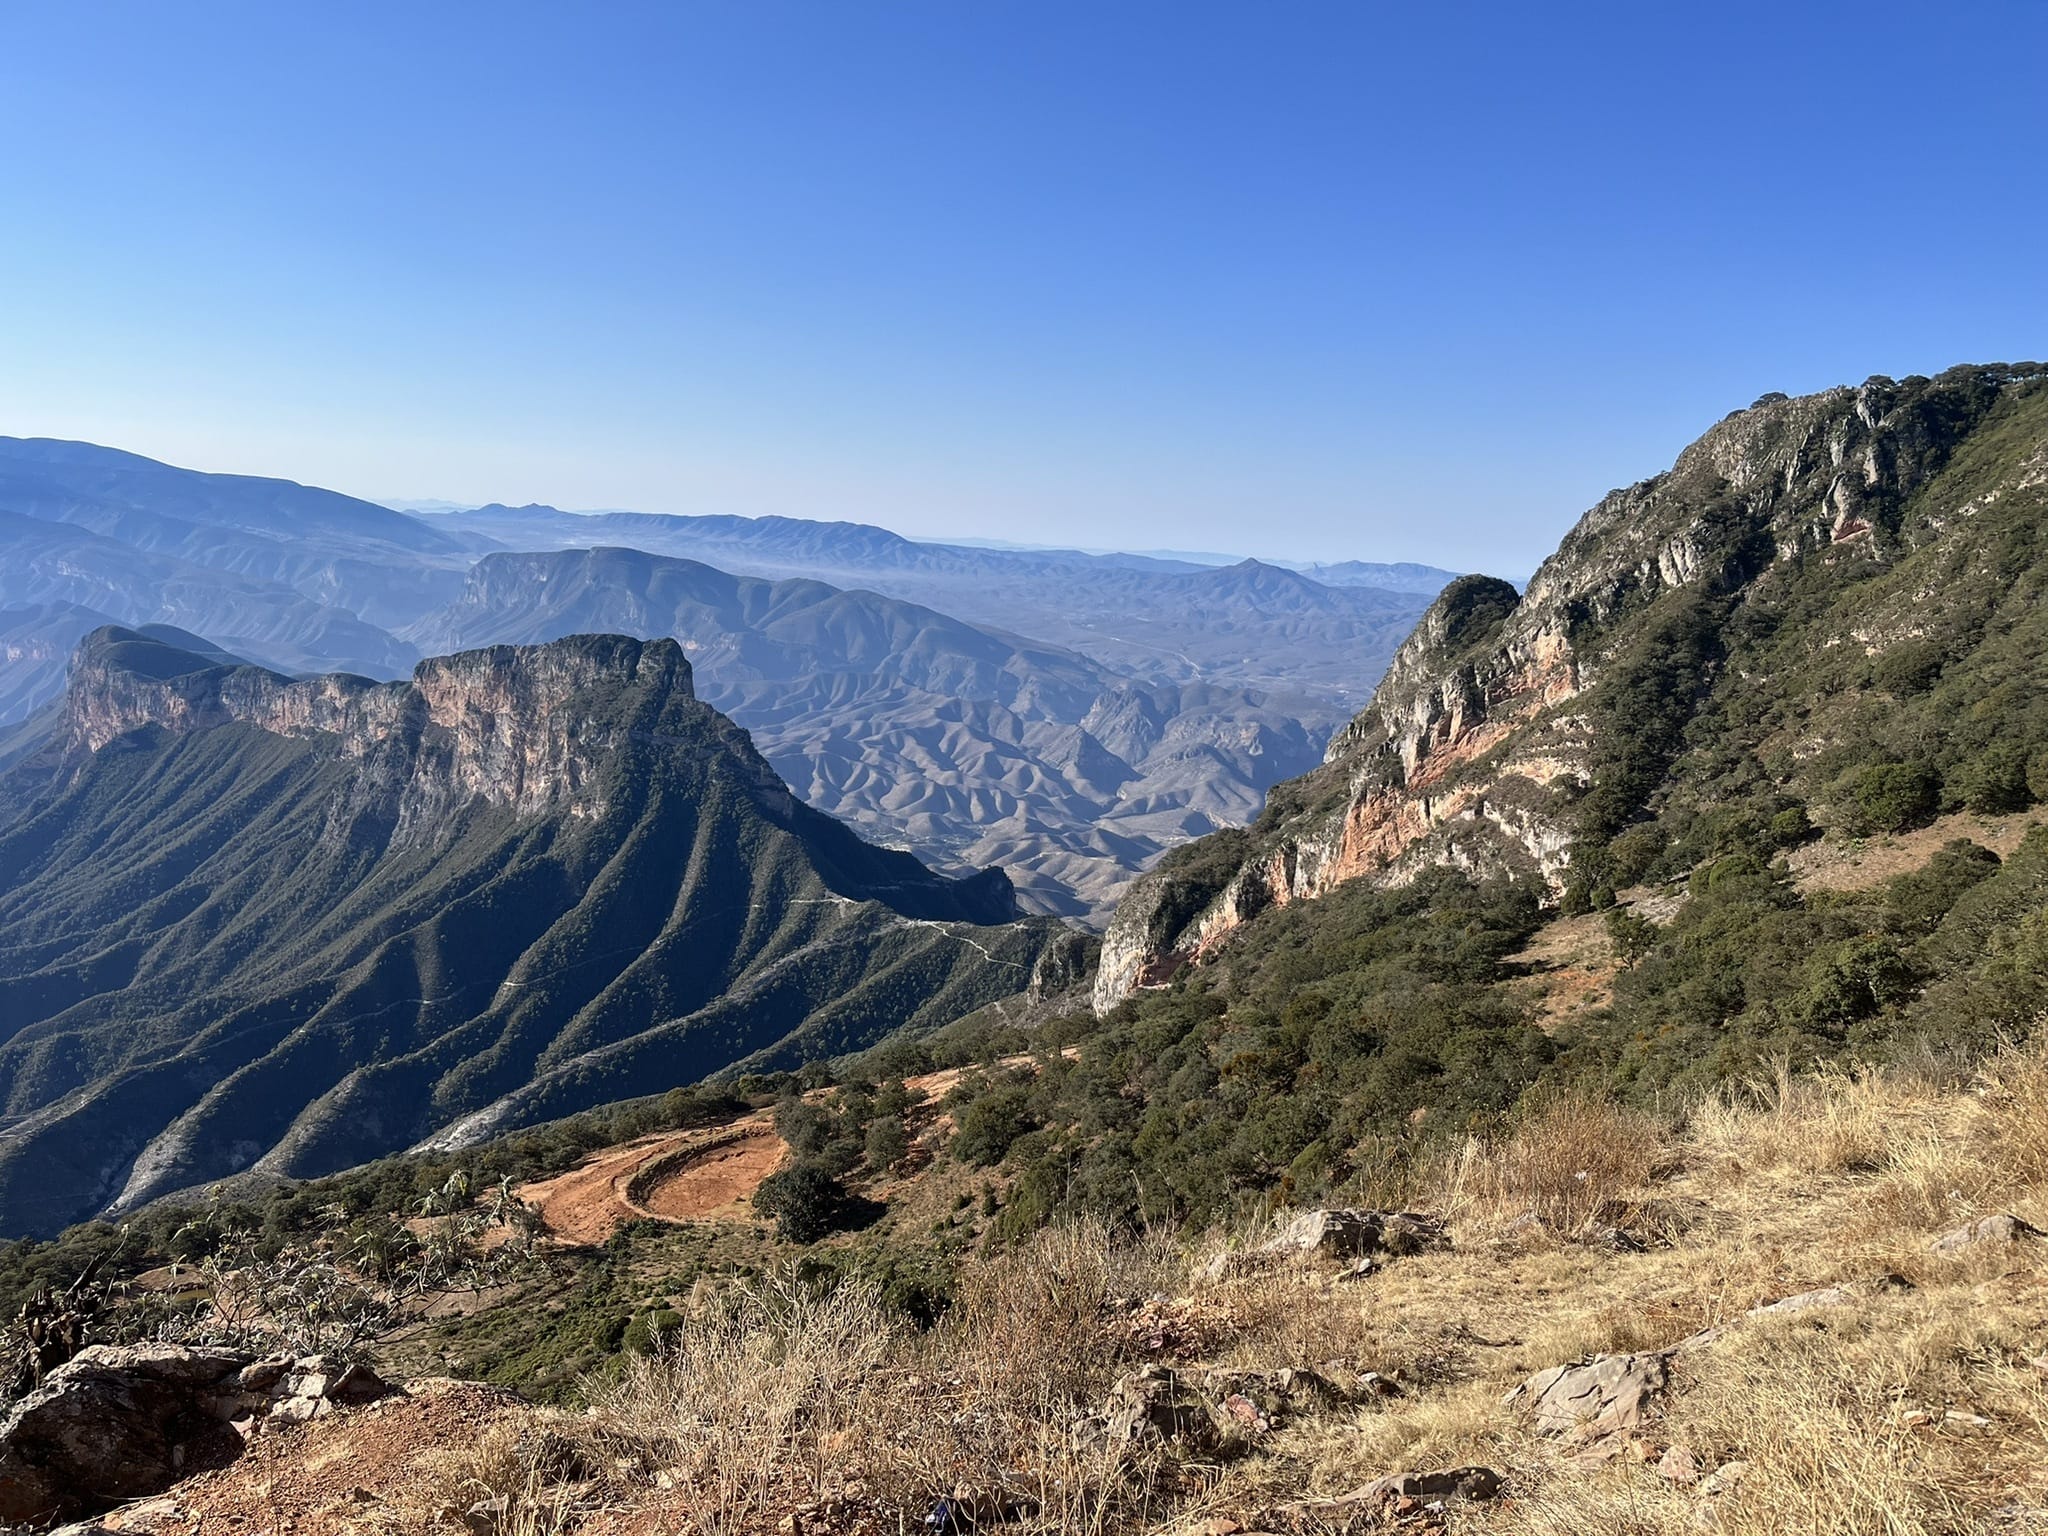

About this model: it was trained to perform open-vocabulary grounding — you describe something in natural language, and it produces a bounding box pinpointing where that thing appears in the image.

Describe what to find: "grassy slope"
[106,1040,2048,1536]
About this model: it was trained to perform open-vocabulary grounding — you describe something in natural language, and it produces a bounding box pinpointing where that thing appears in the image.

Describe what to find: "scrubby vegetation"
[284,1039,2048,1536]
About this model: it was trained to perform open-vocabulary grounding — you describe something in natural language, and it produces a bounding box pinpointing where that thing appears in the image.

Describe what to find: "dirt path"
[513,1051,1076,1248]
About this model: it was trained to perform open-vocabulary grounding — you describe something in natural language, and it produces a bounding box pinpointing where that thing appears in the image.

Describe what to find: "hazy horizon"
[3,2,2042,574]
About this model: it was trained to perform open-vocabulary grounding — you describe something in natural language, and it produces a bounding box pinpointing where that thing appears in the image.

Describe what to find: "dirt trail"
[513,1051,1076,1248]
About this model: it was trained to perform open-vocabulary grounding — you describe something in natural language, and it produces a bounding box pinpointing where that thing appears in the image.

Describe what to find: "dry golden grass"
[417,1038,2048,1536]
[1434,1086,1666,1238]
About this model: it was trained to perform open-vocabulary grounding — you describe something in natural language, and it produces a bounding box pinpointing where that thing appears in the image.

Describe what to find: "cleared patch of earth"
[635,1126,788,1222]
[1789,805,2046,892]
[1505,910,1620,1031]
[516,1115,786,1247]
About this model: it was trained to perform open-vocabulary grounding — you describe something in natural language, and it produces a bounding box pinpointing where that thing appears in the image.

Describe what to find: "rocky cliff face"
[1095,364,2046,1013]
[63,628,698,832]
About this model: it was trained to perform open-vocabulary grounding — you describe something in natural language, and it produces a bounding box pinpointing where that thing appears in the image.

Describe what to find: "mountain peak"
[65,629,699,825]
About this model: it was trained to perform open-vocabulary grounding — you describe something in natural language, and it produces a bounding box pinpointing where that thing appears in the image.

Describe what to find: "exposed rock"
[1190,1365,1356,1434]
[0,1345,248,1523]
[1082,1365,1228,1454]
[1931,1212,2044,1255]
[1677,1285,1854,1350]
[1700,1459,1751,1496]
[1657,1444,1701,1484]
[1506,1352,1668,1441]
[1092,368,2044,1011]
[1258,1208,1448,1262]
[1749,1285,1854,1318]
[0,1344,393,1523]
[63,627,698,835]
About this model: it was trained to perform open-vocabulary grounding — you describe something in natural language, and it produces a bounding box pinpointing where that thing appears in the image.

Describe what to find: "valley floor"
[95,1045,2048,1536]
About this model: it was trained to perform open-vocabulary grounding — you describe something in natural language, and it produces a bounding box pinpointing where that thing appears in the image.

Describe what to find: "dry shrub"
[1862,1125,1991,1234]
[1687,1062,1916,1178]
[1437,1088,1665,1238]
[409,1416,589,1536]
[580,1225,1179,1534]
[1660,1294,2047,1536]
[1857,1034,2048,1236]
[1468,1477,1692,1536]
[587,1270,893,1521]
[947,1217,1156,1401]
[866,1218,1177,1530]
[1977,1029,2048,1191]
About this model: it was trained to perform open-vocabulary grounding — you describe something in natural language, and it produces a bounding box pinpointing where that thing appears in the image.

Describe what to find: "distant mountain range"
[422,504,1439,706]
[0,627,1060,1237]
[0,436,1451,918]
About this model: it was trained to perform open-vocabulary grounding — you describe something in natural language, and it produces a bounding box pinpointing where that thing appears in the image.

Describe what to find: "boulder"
[0,1345,248,1523]
[1084,1365,1227,1453]
[1931,1212,2043,1255]
[1506,1351,1667,1440]
[1677,1285,1854,1351]
[1258,1209,1447,1262]
[0,1343,397,1523]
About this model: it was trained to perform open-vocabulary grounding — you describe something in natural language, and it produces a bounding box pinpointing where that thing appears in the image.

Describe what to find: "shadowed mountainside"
[0,628,1057,1238]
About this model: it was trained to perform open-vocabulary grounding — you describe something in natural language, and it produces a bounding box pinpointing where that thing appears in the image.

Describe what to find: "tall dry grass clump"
[586,1270,894,1521]
[1977,1030,2048,1191]
[1435,1086,1665,1238]
[576,1222,1182,1533]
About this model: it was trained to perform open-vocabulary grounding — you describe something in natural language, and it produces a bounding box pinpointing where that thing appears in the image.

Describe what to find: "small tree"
[1604,906,1658,971]
[864,1115,909,1173]
[753,1163,851,1244]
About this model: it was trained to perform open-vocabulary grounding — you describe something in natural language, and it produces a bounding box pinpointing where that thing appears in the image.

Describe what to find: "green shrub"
[753,1163,855,1243]
[953,1086,1039,1167]
[1841,761,1941,834]
[1952,744,2031,814]
[1871,640,1944,695]
[863,1116,909,1172]
[1769,805,1815,847]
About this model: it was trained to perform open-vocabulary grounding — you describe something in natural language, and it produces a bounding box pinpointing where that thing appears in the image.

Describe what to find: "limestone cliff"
[62,628,727,834]
[1095,363,2048,1012]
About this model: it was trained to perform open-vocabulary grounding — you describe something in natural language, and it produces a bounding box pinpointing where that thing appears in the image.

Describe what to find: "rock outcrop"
[62,627,707,832]
[0,1344,390,1523]
[1095,364,2048,1011]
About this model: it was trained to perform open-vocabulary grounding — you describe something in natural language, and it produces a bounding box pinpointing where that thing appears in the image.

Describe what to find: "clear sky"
[1,2,2042,574]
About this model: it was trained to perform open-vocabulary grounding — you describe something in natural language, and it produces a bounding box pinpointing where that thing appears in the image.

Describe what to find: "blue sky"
[1,3,2042,573]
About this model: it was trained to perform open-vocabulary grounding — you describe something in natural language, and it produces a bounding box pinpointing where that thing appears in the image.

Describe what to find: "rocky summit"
[0,628,1056,1238]
[1095,363,2048,1012]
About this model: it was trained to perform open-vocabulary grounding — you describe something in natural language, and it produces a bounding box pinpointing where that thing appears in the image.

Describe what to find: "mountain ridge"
[1094,361,2048,1012]
[405,545,1333,919]
[0,627,1051,1237]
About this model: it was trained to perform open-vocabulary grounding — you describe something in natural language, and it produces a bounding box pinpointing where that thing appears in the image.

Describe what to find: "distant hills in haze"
[0,435,1454,916]
[423,503,1441,708]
